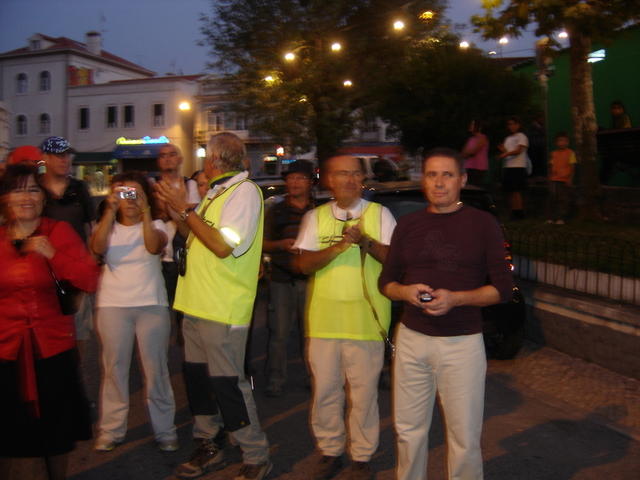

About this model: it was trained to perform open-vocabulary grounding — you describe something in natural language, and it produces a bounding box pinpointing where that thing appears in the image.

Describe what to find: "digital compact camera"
[115,186,137,200]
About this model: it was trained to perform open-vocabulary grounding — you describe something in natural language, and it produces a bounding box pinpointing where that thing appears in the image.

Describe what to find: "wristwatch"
[179,206,196,221]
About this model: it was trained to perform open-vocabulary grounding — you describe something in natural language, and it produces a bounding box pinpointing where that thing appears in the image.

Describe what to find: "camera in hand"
[418,292,433,303]
[116,186,137,200]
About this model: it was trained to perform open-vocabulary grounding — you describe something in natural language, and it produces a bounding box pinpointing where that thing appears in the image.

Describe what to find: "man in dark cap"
[262,160,315,397]
[39,136,94,243]
[39,136,96,355]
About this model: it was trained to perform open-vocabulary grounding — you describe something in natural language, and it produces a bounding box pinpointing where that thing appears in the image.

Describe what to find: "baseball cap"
[7,145,43,165]
[40,136,75,154]
[282,160,314,179]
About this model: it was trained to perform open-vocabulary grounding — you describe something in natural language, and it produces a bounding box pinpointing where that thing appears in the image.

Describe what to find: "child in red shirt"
[546,132,576,224]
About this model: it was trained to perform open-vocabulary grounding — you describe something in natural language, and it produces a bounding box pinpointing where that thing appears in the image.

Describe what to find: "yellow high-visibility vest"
[174,179,263,325]
[306,202,390,340]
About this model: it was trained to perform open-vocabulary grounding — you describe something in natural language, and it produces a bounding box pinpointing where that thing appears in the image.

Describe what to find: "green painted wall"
[517,25,640,146]
[515,26,640,185]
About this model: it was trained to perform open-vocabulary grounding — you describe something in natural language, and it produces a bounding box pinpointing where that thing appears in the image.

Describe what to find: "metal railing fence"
[508,226,640,306]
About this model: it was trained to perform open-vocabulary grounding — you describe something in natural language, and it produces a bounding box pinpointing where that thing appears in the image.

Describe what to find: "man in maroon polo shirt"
[379,148,513,480]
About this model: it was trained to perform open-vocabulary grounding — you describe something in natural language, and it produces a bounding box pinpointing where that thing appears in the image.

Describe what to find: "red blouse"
[0,217,99,360]
[0,218,99,416]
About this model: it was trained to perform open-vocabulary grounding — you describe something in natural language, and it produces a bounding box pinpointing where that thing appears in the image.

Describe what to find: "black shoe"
[350,462,373,480]
[175,438,225,479]
[312,455,343,480]
[234,461,273,480]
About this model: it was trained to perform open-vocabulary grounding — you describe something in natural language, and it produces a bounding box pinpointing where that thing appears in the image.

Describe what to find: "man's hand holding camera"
[420,288,458,316]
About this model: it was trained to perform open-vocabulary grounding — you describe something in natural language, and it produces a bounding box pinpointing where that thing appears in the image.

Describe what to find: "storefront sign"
[115,135,170,145]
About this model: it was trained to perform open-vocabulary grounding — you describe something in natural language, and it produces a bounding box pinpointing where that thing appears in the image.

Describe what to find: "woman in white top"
[498,116,530,220]
[90,171,177,452]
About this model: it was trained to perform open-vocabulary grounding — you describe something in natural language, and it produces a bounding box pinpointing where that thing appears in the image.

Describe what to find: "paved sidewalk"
[65,292,640,480]
[488,342,640,441]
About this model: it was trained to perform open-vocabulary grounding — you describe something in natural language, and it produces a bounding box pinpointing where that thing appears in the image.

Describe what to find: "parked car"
[350,155,401,182]
[257,180,526,359]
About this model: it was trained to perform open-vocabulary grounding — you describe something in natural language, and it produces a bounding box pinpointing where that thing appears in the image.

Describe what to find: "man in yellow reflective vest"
[294,155,396,480]
[156,133,271,480]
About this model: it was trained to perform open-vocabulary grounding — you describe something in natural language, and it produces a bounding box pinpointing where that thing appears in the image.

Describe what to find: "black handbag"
[48,264,79,315]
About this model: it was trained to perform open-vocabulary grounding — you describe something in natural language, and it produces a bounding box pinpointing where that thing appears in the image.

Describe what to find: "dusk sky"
[1,0,540,76]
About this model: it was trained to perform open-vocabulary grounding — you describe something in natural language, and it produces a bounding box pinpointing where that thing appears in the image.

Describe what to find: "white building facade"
[1,32,201,193]
[0,101,9,161]
[67,76,199,176]
[0,32,153,149]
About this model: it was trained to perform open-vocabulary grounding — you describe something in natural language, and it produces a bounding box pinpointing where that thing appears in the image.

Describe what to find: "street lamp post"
[498,36,509,57]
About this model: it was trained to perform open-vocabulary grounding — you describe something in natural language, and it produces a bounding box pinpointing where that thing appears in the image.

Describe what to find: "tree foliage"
[374,44,537,152]
[199,0,450,162]
[472,0,640,217]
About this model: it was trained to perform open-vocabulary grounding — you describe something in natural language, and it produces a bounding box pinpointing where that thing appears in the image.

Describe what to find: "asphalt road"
[67,288,640,480]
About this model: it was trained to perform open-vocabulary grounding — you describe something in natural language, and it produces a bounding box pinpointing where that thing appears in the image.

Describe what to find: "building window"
[30,39,41,50]
[153,103,165,127]
[79,107,90,130]
[39,113,51,134]
[207,110,224,131]
[106,106,118,128]
[16,73,28,94]
[363,117,379,133]
[39,71,51,91]
[16,115,28,136]
[235,114,247,131]
[123,105,134,127]
[225,113,237,131]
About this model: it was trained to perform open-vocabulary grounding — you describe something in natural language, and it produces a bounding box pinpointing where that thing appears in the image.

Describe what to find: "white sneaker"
[158,439,179,452]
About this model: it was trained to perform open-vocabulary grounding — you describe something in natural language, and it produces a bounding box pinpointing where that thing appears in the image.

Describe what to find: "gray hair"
[208,132,246,172]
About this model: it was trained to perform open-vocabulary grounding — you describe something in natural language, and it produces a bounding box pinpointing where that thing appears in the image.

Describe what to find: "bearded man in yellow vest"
[294,155,396,480]
[156,133,271,480]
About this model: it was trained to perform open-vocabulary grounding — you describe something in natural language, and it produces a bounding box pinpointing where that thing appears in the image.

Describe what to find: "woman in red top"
[0,164,99,480]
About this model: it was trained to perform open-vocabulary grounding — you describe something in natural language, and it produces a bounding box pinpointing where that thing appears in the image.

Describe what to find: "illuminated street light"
[459,40,470,49]
[343,79,353,88]
[420,11,434,20]
[264,75,275,84]
[179,101,191,111]
[284,52,296,61]
[488,50,497,55]
[331,42,342,52]
[299,96,308,103]
[558,30,569,39]
[393,20,405,31]
[498,36,509,58]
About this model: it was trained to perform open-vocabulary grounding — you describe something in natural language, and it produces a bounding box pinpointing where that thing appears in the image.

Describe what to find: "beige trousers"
[394,324,486,480]
[307,337,384,462]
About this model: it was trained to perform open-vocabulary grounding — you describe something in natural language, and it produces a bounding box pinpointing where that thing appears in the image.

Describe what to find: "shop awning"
[73,152,115,163]
[112,144,165,159]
